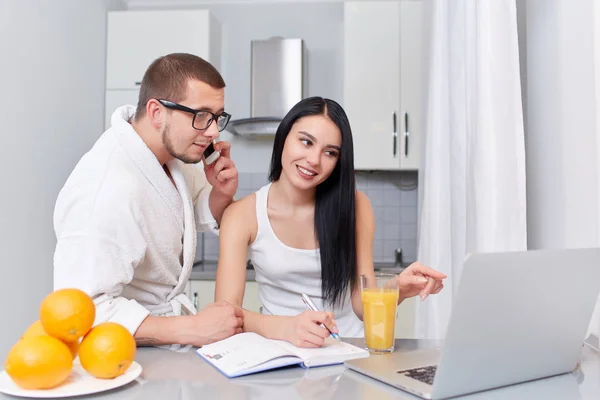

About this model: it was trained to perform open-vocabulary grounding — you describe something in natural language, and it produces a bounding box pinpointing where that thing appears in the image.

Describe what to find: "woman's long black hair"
[268,97,356,308]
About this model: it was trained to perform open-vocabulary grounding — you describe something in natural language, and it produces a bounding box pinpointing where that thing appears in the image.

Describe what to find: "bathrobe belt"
[146,292,197,317]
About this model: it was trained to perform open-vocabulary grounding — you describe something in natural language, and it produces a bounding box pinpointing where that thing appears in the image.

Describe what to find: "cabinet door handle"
[404,112,409,157]
[193,292,198,310]
[135,81,142,86]
[393,112,398,157]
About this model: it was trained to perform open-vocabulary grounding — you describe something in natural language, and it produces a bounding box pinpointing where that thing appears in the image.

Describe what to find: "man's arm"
[54,234,153,336]
[55,234,243,347]
[192,168,234,232]
[134,316,187,347]
[135,303,244,347]
[209,189,234,225]
[193,183,231,233]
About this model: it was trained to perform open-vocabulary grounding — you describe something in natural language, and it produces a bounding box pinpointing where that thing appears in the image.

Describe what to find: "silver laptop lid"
[432,247,600,399]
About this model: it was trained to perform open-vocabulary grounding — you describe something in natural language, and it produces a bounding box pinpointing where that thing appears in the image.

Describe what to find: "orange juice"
[362,288,398,351]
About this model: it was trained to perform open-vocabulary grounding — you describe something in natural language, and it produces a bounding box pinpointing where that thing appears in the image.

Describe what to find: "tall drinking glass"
[361,273,399,353]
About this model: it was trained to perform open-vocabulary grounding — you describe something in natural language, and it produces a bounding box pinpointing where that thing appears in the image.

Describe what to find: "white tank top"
[248,183,364,338]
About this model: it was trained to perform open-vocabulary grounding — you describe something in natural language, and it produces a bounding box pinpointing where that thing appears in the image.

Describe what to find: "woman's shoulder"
[221,193,259,242]
[224,192,258,220]
[355,190,372,210]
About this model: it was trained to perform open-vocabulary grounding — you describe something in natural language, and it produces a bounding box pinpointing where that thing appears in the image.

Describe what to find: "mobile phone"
[203,140,220,165]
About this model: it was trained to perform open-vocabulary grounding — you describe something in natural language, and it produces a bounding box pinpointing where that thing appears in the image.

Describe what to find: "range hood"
[227,37,304,139]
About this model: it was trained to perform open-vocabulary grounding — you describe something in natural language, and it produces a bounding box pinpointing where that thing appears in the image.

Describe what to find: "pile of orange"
[4,288,137,390]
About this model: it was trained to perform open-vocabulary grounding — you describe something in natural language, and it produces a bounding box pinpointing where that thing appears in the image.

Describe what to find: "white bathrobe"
[53,105,218,339]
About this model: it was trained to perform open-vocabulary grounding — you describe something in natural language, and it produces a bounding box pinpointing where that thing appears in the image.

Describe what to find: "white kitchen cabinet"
[399,1,422,170]
[188,280,262,314]
[188,280,215,312]
[104,9,221,130]
[106,10,221,90]
[343,1,422,170]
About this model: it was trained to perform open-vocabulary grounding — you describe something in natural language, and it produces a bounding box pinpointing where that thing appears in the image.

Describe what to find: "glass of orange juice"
[361,273,399,353]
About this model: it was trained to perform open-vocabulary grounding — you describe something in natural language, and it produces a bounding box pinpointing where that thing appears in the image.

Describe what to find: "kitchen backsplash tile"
[196,171,419,264]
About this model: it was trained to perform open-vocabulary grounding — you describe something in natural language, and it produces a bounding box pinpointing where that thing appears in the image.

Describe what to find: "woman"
[215,97,445,348]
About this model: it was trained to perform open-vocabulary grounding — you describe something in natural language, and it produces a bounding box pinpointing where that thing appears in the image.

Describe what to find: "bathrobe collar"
[110,106,197,300]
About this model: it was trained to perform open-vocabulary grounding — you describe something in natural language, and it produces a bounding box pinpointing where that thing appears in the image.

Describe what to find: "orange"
[39,288,95,343]
[79,322,136,379]
[4,335,72,390]
[21,320,47,340]
[65,340,80,360]
[21,320,79,360]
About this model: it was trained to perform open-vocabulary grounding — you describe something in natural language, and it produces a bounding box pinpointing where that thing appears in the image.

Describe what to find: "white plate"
[0,361,142,398]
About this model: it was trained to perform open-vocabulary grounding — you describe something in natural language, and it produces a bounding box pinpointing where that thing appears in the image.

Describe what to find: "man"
[53,53,243,348]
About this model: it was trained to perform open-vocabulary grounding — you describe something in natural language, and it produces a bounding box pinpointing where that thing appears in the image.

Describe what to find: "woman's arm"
[215,195,255,307]
[215,194,337,348]
[350,191,376,320]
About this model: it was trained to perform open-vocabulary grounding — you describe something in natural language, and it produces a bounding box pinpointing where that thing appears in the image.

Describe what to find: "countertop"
[4,339,597,400]
[190,261,408,281]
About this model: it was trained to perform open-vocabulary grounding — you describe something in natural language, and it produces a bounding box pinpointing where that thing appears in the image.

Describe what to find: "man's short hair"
[135,53,225,118]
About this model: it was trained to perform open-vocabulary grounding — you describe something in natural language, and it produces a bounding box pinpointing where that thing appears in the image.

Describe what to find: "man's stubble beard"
[162,123,203,164]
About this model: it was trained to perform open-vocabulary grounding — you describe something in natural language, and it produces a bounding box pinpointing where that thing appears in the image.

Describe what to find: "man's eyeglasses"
[157,99,231,132]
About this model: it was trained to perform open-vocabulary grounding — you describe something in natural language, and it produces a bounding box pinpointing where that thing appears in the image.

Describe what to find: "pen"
[301,293,341,342]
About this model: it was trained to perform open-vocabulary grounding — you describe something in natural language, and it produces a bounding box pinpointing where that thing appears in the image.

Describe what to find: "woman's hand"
[395,262,447,302]
[282,311,339,348]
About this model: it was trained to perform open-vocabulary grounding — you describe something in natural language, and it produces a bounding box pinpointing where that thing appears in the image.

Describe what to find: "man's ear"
[146,99,165,130]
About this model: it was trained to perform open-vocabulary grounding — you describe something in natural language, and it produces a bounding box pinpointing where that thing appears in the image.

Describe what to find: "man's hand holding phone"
[203,140,238,200]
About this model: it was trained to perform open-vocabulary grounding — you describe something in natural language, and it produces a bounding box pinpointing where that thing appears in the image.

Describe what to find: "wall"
[0,0,124,360]
[520,0,600,335]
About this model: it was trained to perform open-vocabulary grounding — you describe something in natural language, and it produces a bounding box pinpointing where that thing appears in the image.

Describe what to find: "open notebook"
[197,332,369,378]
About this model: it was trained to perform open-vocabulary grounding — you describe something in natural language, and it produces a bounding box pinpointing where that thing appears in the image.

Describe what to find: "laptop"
[345,248,600,399]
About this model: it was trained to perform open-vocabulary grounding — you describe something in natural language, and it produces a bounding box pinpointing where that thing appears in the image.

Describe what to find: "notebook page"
[274,337,369,367]
[197,332,298,377]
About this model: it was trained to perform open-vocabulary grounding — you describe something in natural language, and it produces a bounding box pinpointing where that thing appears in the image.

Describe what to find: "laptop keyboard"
[397,365,437,385]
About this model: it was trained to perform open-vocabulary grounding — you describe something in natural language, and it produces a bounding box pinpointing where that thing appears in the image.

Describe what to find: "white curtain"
[591,0,600,341]
[415,0,528,339]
